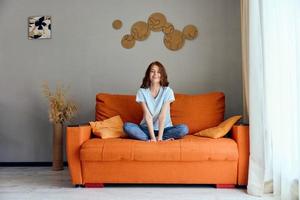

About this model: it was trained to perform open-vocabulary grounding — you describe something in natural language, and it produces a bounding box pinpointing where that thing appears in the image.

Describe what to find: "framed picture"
[28,16,51,39]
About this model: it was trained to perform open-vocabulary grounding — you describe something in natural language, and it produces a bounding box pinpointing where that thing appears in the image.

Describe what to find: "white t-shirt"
[136,86,175,130]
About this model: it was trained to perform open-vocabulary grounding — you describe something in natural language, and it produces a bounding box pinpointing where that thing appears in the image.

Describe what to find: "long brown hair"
[140,61,169,88]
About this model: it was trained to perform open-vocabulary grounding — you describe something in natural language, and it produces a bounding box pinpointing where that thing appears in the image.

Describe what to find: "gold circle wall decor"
[183,24,198,40]
[117,12,198,51]
[112,19,122,30]
[163,30,185,51]
[121,34,135,49]
[131,21,150,41]
[162,22,174,35]
[148,12,167,32]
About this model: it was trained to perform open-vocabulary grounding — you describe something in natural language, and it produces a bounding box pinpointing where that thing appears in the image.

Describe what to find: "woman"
[123,61,189,142]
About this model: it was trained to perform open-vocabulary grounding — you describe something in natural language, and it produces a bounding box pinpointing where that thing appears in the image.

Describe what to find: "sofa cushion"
[80,135,238,162]
[171,92,225,134]
[96,92,225,134]
[89,115,126,139]
[194,115,242,139]
[180,135,238,161]
[96,93,142,124]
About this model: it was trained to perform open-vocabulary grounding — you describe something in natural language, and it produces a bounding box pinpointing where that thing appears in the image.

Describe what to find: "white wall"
[0,0,242,162]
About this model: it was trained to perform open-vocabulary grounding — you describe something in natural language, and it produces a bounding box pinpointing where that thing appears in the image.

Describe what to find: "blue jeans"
[123,122,189,141]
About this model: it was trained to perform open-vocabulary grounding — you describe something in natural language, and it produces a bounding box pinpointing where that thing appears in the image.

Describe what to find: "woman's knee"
[123,122,136,132]
[123,122,135,130]
[123,123,149,141]
[177,124,189,136]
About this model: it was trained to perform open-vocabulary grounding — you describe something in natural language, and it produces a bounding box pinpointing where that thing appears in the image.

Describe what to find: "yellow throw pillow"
[89,115,126,139]
[194,115,242,139]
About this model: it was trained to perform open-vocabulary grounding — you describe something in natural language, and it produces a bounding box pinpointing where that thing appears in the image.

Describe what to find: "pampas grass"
[42,82,77,123]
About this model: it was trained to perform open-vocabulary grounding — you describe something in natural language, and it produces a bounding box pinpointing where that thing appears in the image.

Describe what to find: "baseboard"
[0,162,68,167]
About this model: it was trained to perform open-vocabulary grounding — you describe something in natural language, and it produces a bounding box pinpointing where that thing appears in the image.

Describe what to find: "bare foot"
[164,138,175,141]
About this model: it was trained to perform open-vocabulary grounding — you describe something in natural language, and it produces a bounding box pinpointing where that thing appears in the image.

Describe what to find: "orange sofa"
[66,92,249,187]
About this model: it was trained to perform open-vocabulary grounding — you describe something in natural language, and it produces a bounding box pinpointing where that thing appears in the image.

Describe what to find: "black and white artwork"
[28,16,51,39]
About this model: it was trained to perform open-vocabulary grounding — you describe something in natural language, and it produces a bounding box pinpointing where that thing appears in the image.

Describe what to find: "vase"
[52,122,64,171]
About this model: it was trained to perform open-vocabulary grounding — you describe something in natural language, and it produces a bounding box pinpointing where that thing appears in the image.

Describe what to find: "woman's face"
[149,65,161,84]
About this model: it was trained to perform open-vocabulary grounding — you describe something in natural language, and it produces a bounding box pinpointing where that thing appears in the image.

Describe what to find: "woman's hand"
[148,138,157,142]
[156,136,163,141]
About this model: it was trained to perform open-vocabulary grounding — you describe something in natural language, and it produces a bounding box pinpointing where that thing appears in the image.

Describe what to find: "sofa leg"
[215,184,236,189]
[74,184,84,188]
[85,183,104,188]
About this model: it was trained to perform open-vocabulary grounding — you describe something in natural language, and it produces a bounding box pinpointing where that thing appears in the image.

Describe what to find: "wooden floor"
[0,167,273,200]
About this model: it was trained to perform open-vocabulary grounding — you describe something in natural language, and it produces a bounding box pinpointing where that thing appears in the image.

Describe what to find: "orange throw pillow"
[194,115,242,139]
[89,115,126,139]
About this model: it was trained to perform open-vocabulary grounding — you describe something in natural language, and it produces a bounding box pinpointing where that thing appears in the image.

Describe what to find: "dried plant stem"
[42,81,77,123]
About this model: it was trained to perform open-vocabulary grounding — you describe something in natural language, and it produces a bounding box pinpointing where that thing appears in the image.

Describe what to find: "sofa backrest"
[96,92,225,134]
[96,93,143,125]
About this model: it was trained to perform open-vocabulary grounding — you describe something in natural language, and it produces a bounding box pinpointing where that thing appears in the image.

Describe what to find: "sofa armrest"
[232,125,249,186]
[66,125,91,185]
